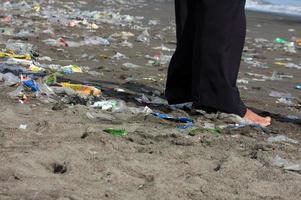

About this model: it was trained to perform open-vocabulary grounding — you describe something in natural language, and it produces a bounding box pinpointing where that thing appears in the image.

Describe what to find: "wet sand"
[0,1,301,200]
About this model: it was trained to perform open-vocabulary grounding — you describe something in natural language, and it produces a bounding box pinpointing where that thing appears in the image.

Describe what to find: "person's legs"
[192,0,270,126]
[175,0,188,42]
[165,0,195,104]
[192,0,247,116]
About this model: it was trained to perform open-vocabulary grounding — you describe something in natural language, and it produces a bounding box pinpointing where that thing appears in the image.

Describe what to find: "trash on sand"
[152,112,193,123]
[275,37,287,44]
[188,127,203,136]
[19,124,27,130]
[135,94,151,104]
[23,79,39,92]
[1,73,20,86]
[111,52,129,60]
[44,37,110,47]
[29,65,45,73]
[269,91,292,98]
[119,40,133,48]
[91,100,118,111]
[84,36,110,46]
[287,115,300,120]
[152,45,175,52]
[122,63,141,69]
[86,112,116,122]
[60,83,101,96]
[0,51,31,60]
[152,112,194,129]
[146,52,172,66]
[104,128,128,136]
[91,100,152,115]
[274,37,296,53]
[61,65,83,74]
[275,62,301,69]
[203,122,221,134]
[136,29,150,44]
[267,135,299,144]
[128,106,153,115]
[276,97,296,106]
[169,103,193,111]
[110,31,135,40]
[177,122,194,130]
[272,155,301,173]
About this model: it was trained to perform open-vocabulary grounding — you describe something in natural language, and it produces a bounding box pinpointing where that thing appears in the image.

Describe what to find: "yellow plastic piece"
[0,51,31,60]
[29,65,44,73]
[60,83,101,96]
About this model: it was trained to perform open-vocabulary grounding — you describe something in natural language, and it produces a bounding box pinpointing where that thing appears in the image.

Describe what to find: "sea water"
[246,0,301,16]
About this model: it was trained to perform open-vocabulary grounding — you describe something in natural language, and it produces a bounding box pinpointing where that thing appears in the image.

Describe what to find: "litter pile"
[0,0,300,176]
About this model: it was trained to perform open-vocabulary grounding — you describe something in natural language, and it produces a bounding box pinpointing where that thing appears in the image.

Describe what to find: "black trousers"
[175,0,188,42]
[166,0,247,117]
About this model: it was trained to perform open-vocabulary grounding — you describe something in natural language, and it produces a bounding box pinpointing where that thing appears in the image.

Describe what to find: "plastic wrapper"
[267,135,299,144]
[2,72,20,86]
[272,155,301,173]
[136,29,150,44]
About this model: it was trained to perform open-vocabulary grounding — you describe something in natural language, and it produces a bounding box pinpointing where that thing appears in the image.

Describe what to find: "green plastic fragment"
[104,128,128,136]
[43,74,57,85]
[275,37,286,44]
[188,127,202,136]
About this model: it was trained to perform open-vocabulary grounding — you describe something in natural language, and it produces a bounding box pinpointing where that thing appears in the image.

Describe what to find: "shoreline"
[246,8,301,20]
[246,9,301,22]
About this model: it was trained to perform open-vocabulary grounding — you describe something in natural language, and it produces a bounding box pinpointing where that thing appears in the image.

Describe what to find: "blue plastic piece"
[23,80,39,92]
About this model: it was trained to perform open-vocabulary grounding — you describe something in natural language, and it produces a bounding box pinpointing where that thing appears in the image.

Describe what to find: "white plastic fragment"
[272,155,301,173]
[19,124,27,130]
[267,135,298,144]
[122,63,141,69]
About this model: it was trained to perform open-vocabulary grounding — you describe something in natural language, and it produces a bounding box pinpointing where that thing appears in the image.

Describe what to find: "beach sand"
[0,1,301,200]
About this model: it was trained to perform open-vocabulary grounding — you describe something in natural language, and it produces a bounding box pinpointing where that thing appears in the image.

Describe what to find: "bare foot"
[244,109,271,127]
